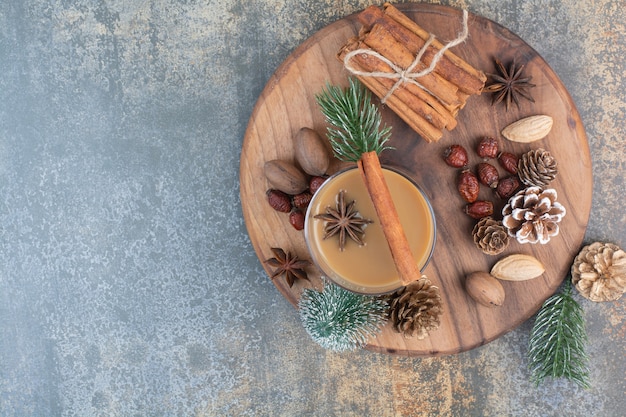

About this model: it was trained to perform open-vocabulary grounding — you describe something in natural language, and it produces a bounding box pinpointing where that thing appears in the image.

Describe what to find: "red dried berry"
[477,162,500,188]
[498,151,519,175]
[457,169,480,203]
[464,201,494,219]
[266,189,292,213]
[443,144,468,168]
[495,176,521,199]
[476,136,499,159]
[292,191,313,210]
[289,209,305,230]
[309,176,327,195]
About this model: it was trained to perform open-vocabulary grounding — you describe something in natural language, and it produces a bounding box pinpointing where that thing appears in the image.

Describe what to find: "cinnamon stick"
[363,23,462,107]
[344,46,457,131]
[339,52,443,142]
[358,151,420,286]
[336,4,485,142]
[364,79,443,143]
[382,3,487,89]
[358,5,485,95]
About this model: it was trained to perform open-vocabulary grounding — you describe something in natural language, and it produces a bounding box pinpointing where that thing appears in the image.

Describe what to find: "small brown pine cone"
[472,217,509,255]
[518,148,558,187]
[571,242,626,302]
[387,276,442,339]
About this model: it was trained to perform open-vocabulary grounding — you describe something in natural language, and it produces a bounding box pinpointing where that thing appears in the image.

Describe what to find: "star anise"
[265,247,310,287]
[484,58,535,111]
[314,190,373,251]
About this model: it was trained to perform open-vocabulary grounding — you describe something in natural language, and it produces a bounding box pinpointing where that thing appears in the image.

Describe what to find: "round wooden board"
[240,3,592,356]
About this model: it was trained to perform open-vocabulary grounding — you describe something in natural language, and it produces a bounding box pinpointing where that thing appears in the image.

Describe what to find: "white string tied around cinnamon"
[343,9,469,104]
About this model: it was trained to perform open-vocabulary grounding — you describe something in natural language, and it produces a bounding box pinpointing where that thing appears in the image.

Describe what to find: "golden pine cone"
[388,276,442,339]
[518,148,558,187]
[472,217,509,255]
[571,242,626,302]
[502,186,566,244]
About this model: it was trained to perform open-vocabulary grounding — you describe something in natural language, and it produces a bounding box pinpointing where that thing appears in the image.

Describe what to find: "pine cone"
[388,276,442,339]
[571,242,626,302]
[502,186,566,244]
[472,217,509,255]
[518,148,558,187]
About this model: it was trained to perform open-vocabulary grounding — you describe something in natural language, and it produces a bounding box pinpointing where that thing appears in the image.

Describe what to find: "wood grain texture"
[239,4,592,356]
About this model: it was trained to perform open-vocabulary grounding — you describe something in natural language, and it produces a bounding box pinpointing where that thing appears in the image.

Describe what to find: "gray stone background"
[0,0,624,416]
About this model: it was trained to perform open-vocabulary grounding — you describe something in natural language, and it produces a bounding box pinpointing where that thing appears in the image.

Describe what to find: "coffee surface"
[307,168,435,293]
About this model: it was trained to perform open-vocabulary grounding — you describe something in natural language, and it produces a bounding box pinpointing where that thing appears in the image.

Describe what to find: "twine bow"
[343,9,469,103]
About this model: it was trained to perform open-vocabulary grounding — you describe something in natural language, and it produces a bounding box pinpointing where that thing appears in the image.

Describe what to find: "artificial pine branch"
[316,77,393,162]
[528,279,590,388]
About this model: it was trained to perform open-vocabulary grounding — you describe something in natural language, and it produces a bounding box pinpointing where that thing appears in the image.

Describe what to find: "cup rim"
[304,164,437,295]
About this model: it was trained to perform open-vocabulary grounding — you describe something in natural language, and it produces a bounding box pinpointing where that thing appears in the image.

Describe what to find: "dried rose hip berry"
[309,176,327,195]
[498,151,519,175]
[464,200,494,219]
[289,209,305,230]
[292,191,313,210]
[495,176,521,199]
[266,189,292,213]
[477,162,500,188]
[476,136,499,159]
[457,170,480,203]
[443,144,468,168]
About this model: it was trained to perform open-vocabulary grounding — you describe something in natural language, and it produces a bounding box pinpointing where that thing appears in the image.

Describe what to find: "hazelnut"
[294,127,330,176]
[443,144,468,167]
[465,200,494,219]
[465,272,505,307]
[477,162,500,188]
[498,151,519,175]
[457,170,480,203]
[476,136,499,159]
[264,159,309,195]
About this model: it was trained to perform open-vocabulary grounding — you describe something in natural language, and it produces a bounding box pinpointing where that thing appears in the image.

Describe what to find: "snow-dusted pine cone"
[502,187,566,244]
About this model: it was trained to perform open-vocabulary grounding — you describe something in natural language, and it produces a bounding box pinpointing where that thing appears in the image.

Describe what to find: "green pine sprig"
[315,78,393,162]
[299,280,388,352]
[528,279,590,388]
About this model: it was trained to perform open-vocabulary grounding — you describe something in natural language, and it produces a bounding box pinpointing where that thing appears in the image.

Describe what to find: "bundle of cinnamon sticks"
[337,3,486,143]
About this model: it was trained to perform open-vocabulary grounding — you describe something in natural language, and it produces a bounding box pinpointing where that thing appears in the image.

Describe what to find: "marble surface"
[0,0,624,416]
